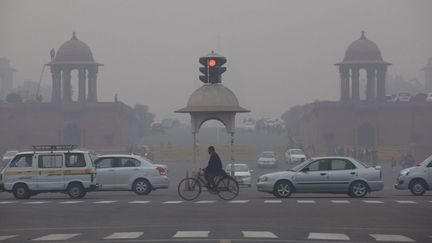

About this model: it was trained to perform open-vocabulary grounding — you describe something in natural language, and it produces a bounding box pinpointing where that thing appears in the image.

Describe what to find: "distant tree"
[6,93,22,103]
[134,104,155,138]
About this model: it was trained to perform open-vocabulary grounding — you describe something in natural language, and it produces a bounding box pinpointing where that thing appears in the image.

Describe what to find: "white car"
[243,121,255,131]
[258,151,278,168]
[257,157,384,198]
[226,163,253,187]
[426,92,432,102]
[393,92,411,102]
[94,155,169,195]
[285,149,306,164]
[395,154,432,196]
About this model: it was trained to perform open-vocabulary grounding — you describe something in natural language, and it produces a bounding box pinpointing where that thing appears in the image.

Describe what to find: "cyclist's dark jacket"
[205,152,222,173]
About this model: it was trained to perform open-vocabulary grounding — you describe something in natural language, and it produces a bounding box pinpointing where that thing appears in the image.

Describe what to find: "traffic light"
[199,52,227,84]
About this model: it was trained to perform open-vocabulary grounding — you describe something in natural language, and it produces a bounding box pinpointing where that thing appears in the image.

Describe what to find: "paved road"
[0,161,431,242]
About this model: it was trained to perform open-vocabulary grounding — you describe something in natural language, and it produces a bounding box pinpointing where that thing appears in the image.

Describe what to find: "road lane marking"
[128,201,150,204]
[104,232,143,239]
[24,201,47,204]
[60,201,84,204]
[173,231,210,238]
[396,200,416,204]
[264,200,282,203]
[370,234,415,242]
[308,233,350,241]
[242,231,278,238]
[297,200,316,204]
[0,201,15,204]
[32,233,81,241]
[331,200,350,204]
[163,201,183,204]
[363,200,384,204]
[228,200,249,203]
[0,235,17,241]
[93,201,117,204]
[195,200,216,204]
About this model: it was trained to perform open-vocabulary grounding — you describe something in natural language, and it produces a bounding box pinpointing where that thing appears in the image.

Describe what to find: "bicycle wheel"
[178,177,202,201]
[216,176,239,200]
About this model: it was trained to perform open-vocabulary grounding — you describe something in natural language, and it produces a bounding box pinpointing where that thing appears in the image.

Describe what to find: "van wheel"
[67,183,86,199]
[13,184,31,199]
[410,180,426,196]
[349,181,368,198]
[133,179,151,195]
[273,180,293,198]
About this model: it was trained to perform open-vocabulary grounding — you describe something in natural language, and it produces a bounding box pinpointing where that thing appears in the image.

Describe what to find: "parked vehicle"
[411,93,427,102]
[257,151,278,168]
[225,163,253,187]
[0,145,98,199]
[1,150,18,168]
[257,157,384,198]
[93,154,169,195]
[426,92,432,102]
[285,148,306,164]
[393,92,411,102]
[394,154,432,196]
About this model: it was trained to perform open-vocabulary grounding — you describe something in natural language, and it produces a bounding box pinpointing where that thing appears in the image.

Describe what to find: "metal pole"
[230,132,235,177]
[193,132,197,171]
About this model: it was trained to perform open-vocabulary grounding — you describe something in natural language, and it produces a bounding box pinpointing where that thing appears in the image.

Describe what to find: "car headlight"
[258,176,268,182]
[400,169,410,176]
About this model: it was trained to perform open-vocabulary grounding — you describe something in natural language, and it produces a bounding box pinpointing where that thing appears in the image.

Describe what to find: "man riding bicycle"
[203,146,223,190]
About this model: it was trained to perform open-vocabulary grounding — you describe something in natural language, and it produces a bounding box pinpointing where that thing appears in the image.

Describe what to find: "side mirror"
[301,167,309,173]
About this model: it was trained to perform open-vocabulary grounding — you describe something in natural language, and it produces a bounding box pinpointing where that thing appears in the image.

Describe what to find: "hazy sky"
[1,0,431,121]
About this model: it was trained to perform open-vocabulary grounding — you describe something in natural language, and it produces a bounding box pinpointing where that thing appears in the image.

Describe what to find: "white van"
[0,145,98,199]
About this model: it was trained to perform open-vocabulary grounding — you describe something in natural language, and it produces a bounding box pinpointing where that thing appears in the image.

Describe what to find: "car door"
[426,161,432,189]
[115,157,142,190]
[36,154,65,190]
[94,157,117,190]
[4,154,35,190]
[294,159,330,192]
[327,159,357,192]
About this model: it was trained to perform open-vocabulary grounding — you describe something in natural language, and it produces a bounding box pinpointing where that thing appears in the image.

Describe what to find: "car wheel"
[349,181,368,198]
[273,180,293,198]
[410,180,427,196]
[67,183,86,199]
[13,184,31,199]
[133,179,152,195]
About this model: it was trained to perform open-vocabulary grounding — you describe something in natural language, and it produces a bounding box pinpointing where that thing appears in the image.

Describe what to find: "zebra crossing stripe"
[297,200,315,204]
[129,201,150,204]
[163,201,183,204]
[264,200,282,203]
[331,200,350,204]
[104,232,143,239]
[370,234,415,242]
[363,200,384,204]
[32,233,81,241]
[60,201,84,204]
[0,201,14,204]
[308,233,350,241]
[396,200,416,204]
[228,200,249,203]
[242,231,278,238]
[0,235,17,241]
[93,201,117,204]
[195,200,216,204]
[173,231,210,238]
[24,201,47,204]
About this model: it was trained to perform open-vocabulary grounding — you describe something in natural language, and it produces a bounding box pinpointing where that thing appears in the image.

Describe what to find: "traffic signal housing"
[199,51,227,84]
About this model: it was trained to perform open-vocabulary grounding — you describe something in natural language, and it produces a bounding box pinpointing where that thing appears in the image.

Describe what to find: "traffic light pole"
[230,132,235,177]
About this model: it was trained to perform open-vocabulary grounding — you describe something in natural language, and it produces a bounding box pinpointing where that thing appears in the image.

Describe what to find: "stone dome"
[176,83,249,113]
[53,32,96,63]
[343,31,383,62]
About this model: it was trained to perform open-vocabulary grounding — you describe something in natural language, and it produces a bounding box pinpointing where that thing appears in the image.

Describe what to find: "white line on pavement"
[32,233,81,241]
[264,200,282,203]
[60,201,84,204]
[104,232,143,239]
[0,235,17,241]
[242,231,278,238]
[163,201,183,204]
[370,234,415,242]
[297,200,316,204]
[228,200,249,203]
[395,200,416,204]
[0,201,14,204]
[173,231,210,238]
[195,200,216,204]
[331,200,350,204]
[24,201,47,204]
[363,200,384,204]
[128,201,150,204]
[308,233,350,241]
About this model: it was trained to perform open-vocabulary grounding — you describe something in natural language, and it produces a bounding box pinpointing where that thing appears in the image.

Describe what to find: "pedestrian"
[390,157,396,170]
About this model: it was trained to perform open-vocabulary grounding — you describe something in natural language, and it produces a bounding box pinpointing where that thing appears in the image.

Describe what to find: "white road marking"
[173,231,210,238]
[104,232,143,239]
[331,200,350,204]
[363,200,384,204]
[195,200,216,204]
[93,201,117,204]
[370,234,415,242]
[0,235,17,241]
[264,200,282,203]
[242,231,278,238]
[228,200,249,203]
[308,233,350,241]
[163,201,183,204]
[0,201,14,204]
[297,200,316,204]
[24,201,47,204]
[396,200,416,204]
[32,233,81,241]
[128,201,150,204]
[60,201,84,204]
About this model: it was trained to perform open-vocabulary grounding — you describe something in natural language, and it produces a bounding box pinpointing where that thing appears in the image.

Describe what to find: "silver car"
[395,154,432,196]
[226,163,253,187]
[257,157,384,198]
[94,155,169,195]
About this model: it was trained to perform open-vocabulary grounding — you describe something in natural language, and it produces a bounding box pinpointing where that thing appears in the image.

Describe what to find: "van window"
[65,153,86,167]
[38,155,63,168]
[10,154,33,168]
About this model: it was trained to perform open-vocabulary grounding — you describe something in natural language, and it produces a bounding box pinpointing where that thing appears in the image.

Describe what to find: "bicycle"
[178,169,239,201]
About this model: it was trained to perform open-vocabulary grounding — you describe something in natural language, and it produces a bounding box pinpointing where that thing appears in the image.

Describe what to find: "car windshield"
[354,159,369,168]
[290,159,312,171]
[139,156,154,166]
[261,152,274,158]
[3,151,18,157]
[290,149,303,155]
[226,164,249,172]
[418,155,432,166]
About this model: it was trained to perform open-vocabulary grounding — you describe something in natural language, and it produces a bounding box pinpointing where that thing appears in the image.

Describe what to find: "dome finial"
[72,32,77,40]
[361,31,366,40]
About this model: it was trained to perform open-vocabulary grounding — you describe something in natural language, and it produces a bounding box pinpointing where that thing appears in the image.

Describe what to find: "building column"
[62,68,72,102]
[366,67,376,101]
[50,66,62,103]
[87,66,98,102]
[78,68,86,103]
[376,65,387,102]
[339,66,350,101]
[351,67,360,101]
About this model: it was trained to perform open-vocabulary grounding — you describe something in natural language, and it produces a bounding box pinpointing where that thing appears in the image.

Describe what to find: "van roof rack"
[32,145,76,151]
